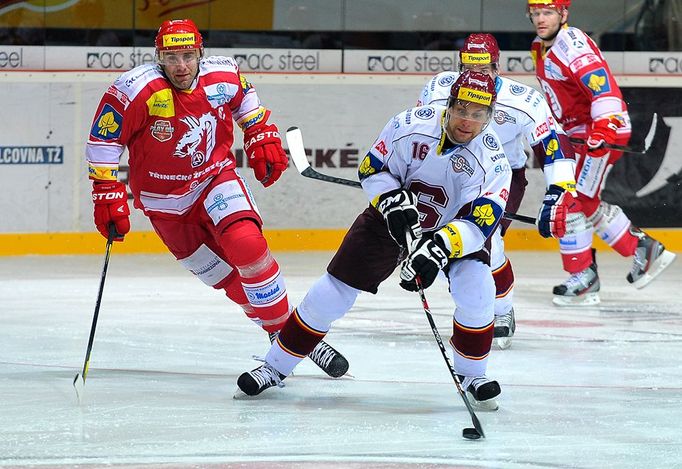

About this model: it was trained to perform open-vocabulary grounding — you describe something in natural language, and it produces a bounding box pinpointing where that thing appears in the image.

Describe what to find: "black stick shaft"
[77,225,116,383]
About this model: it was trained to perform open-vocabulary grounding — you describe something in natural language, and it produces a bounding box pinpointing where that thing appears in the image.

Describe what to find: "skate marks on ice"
[0,252,681,468]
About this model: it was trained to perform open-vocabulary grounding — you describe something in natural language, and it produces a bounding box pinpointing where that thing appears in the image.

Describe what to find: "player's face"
[529,8,566,41]
[446,101,491,144]
[158,49,201,90]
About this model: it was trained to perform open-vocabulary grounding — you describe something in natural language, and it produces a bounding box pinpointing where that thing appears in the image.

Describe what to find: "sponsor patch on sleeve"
[90,103,123,141]
[580,68,611,96]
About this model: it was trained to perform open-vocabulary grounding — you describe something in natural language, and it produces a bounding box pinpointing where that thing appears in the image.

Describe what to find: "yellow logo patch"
[359,156,376,177]
[461,52,491,64]
[545,138,559,157]
[473,204,496,227]
[162,33,196,48]
[146,89,175,118]
[587,74,606,93]
[97,111,120,137]
[457,87,492,106]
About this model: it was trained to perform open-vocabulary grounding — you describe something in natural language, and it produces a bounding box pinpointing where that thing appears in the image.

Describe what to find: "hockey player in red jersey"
[528,0,676,305]
[86,19,347,378]
[236,71,511,411]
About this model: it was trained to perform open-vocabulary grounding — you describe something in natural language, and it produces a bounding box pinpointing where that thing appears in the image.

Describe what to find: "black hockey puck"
[462,427,482,440]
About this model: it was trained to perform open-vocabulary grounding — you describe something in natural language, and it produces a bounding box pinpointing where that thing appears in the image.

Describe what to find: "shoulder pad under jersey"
[201,55,239,74]
[421,72,458,106]
[112,63,163,101]
[393,105,443,138]
[552,27,594,65]
[496,76,544,114]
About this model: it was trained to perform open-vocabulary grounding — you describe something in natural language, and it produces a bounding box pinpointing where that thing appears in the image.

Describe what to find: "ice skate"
[458,375,501,411]
[270,332,349,378]
[626,228,676,289]
[552,251,600,306]
[234,362,285,398]
[493,308,515,350]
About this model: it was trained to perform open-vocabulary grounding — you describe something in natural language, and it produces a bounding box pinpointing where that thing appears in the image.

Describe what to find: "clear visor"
[449,100,493,123]
[157,50,201,66]
[527,7,563,20]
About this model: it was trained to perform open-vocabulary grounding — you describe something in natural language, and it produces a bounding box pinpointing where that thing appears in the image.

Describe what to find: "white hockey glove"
[374,188,422,248]
[399,236,448,292]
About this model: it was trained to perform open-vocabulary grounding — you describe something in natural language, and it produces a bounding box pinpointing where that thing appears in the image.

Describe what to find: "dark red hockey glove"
[243,123,288,187]
[92,181,130,242]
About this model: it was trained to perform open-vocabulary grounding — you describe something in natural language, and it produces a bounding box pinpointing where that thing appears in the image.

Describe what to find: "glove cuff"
[435,223,463,259]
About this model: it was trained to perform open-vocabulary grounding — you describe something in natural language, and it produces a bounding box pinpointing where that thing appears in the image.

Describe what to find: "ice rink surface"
[1,250,681,469]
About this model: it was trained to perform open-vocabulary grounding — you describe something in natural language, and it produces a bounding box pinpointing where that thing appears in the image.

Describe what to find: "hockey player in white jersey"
[236,71,512,410]
[418,33,577,347]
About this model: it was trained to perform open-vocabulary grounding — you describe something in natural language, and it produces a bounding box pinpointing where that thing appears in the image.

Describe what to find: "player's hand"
[375,188,422,248]
[399,237,448,291]
[92,181,130,242]
[537,184,572,239]
[243,122,288,187]
[586,116,622,157]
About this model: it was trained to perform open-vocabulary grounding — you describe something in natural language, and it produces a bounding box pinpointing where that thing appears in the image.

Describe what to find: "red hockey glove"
[586,116,622,157]
[92,181,130,242]
[537,185,573,239]
[243,123,288,187]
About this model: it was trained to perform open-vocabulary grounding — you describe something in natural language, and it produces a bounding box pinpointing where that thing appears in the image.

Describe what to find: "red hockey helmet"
[459,33,500,70]
[527,0,571,10]
[449,70,497,109]
[155,19,203,53]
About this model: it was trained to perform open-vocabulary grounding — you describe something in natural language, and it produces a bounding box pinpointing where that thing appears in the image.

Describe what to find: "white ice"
[1,250,681,469]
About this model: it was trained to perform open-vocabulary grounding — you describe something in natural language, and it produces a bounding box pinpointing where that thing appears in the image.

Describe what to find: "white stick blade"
[285,127,311,173]
[73,373,85,403]
[644,113,658,151]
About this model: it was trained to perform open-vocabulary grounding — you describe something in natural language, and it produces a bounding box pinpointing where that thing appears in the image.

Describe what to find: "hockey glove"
[537,184,573,239]
[375,188,422,248]
[243,122,288,187]
[586,116,622,157]
[399,237,448,292]
[92,181,130,242]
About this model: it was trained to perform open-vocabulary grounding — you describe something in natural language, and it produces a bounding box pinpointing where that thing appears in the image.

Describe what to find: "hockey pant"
[558,134,639,273]
[149,171,290,333]
[266,262,494,378]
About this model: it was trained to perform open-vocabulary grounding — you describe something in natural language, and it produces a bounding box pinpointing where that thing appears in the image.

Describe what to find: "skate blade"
[631,250,676,289]
[494,336,513,350]
[233,388,257,399]
[467,391,499,411]
[552,292,600,307]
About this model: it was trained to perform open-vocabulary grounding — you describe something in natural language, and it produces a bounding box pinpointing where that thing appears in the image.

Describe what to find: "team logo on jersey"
[174,113,218,168]
[437,74,456,87]
[580,68,610,96]
[473,203,496,227]
[146,89,175,118]
[240,75,253,93]
[205,82,239,108]
[509,84,526,96]
[450,155,474,176]
[415,107,435,120]
[90,104,123,141]
[482,134,499,151]
[358,153,383,180]
[494,110,516,125]
[150,120,174,142]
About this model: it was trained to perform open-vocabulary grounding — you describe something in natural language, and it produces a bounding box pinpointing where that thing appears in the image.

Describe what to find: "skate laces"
[495,311,513,328]
[309,341,336,368]
[460,375,490,391]
[250,363,284,389]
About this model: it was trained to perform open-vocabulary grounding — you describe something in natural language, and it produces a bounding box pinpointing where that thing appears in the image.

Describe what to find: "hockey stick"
[403,230,485,439]
[73,224,116,402]
[568,112,657,154]
[286,126,537,225]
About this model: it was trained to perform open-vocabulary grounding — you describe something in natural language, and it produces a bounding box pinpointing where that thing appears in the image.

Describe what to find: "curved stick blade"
[285,127,311,173]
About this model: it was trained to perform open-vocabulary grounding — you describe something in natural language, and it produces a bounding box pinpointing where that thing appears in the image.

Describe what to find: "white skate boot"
[626,228,676,289]
[552,250,600,306]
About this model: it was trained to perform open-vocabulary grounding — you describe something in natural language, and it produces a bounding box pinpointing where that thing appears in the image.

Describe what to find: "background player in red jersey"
[528,0,675,306]
[85,19,348,379]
